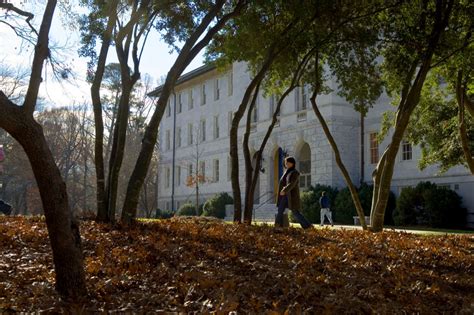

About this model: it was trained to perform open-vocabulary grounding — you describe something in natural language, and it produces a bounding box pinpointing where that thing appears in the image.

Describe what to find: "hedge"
[393,181,466,228]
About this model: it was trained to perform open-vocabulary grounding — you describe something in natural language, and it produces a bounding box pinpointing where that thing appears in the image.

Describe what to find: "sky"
[0,1,205,108]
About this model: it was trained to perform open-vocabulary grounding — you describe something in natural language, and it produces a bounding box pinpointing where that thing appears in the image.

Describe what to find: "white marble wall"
[156,61,474,227]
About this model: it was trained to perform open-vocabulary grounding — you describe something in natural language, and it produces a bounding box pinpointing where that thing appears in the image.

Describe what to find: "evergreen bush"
[334,183,396,225]
[202,192,233,219]
[154,208,174,219]
[394,182,466,228]
[177,203,199,216]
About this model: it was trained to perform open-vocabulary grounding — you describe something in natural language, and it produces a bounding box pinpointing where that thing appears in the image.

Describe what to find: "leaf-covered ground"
[0,216,473,313]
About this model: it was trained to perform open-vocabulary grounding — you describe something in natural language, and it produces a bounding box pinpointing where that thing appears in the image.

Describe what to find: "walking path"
[254,221,474,235]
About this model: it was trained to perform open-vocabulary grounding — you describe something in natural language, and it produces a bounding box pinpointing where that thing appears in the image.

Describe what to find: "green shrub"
[154,208,174,219]
[335,184,396,225]
[177,203,199,216]
[290,184,338,224]
[334,188,357,224]
[395,182,466,228]
[394,186,420,226]
[202,192,233,219]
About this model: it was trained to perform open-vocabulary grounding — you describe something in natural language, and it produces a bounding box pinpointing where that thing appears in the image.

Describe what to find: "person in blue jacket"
[319,191,333,226]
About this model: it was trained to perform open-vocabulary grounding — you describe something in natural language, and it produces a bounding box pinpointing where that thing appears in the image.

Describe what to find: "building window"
[176,166,181,186]
[199,161,205,178]
[166,99,171,117]
[176,127,181,148]
[251,106,258,123]
[177,93,182,113]
[296,86,308,111]
[251,94,258,123]
[214,159,219,182]
[269,94,275,118]
[228,111,233,135]
[188,163,193,177]
[299,143,311,190]
[227,156,231,181]
[269,94,281,118]
[188,89,194,110]
[214,78,220,101]
[200,120,206,142]
[165,167,170,188]
[188,123,193,146]
[166,130,171,151]
[228,71,233,96]
[370,132,379,164]
[302,86,308,110]
[213,115,219,139]
[402,140,412,161]
[201,84,206,105]
[165,201,170,211]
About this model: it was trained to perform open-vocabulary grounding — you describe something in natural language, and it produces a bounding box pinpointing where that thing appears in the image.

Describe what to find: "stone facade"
[156,62,474,227]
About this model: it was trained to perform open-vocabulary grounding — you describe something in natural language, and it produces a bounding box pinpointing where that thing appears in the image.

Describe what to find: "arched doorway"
[298,143,311,190]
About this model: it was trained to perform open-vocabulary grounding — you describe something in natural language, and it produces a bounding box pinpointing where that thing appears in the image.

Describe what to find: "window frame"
[369,132,379,165]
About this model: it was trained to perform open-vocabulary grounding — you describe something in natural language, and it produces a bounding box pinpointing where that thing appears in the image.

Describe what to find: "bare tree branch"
[0,2,38,36]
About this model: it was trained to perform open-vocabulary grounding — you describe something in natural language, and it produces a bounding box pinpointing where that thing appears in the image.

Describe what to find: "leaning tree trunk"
[230,73,268,223]
[0,95,87,298]
[0,0,87,298]
[310,91,368,230]
[242,47,314,224]
[456,71,474,175]
[370,0,453,232]
[105,74,137,221]
[120,1,245,225]
[242,84,260,224]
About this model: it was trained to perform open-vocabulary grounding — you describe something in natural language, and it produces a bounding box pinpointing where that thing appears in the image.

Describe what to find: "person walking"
[319,191,333,226]
[275,156,312,229]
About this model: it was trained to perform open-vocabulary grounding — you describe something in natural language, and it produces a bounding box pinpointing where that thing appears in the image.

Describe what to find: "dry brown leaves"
[0,216,473,313]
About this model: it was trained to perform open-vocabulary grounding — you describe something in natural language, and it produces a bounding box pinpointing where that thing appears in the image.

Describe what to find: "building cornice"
[148,63,217,97]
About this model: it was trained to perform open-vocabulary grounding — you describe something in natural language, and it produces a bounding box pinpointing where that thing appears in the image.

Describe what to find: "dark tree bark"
[242,83,261,223]
[370,0,454,231]
[230,66,271,223]
[241,49,313,224]
[0,0,86,298]
[90,0,118,222]
[121,0,246,224]
[456,71,474,175]
[105,16,141,220]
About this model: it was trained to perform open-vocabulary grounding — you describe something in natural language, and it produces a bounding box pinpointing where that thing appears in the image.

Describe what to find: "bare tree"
[0,0,87,298]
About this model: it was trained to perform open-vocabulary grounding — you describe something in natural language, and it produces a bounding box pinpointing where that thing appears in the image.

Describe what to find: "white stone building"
[153,62,474,227]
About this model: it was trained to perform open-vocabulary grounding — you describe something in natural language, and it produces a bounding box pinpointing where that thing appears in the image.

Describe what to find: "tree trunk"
[230,60,275,223]
[91,0,118,222]
[370,0,453,232]
[105,76,136,221]
[242,84,260,224]
[0,0,87,298]
[0,95,87,298]
[456,71,474,175]
[241,48,314,224]
[310,92,368,230]
[121,1,244,224]
[360,111,365,184]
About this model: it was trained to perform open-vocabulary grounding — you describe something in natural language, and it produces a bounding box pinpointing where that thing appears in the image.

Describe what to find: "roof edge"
[148,63,217,97]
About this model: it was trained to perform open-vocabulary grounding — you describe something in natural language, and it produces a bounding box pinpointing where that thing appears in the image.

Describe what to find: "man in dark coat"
[275,156,312,229]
